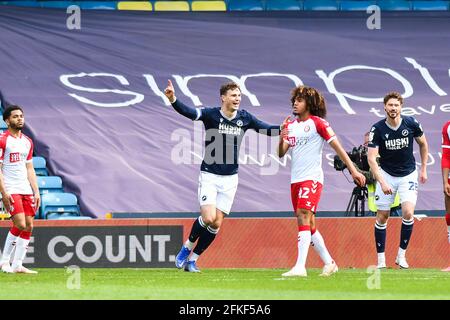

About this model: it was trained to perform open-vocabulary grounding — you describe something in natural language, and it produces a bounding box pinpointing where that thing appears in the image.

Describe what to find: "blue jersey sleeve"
[368,126,380,148]
[248,113,280,136]
[411,117,424,138]
[171,99,202,121]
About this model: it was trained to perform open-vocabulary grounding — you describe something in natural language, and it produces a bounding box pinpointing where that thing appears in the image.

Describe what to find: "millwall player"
[164,80,281,272]
[441,120,450,272]
[368,92,428,269]
[278,86,365,277]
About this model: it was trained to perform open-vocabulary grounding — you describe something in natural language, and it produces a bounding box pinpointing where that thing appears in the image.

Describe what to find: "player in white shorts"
[368,92,428,269]
[165,80,282,272]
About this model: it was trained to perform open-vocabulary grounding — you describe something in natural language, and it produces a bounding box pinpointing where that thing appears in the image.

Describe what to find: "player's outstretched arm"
[249,113,281,136]
[164,79,200,121]
[415,134,428,184]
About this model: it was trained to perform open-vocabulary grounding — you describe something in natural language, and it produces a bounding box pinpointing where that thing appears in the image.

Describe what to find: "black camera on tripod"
[333,145,370,217]
[333,145,369,173]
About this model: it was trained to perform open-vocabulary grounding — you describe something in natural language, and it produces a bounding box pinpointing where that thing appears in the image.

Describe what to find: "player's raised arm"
[164,79,201,121]
[278,115,291,158]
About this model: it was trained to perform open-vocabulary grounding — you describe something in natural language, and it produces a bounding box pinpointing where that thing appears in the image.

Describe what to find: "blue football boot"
[184,260,201,273]
[175,246,191,269]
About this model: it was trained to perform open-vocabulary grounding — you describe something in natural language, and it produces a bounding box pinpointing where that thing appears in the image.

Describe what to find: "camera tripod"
[345,185,368,217]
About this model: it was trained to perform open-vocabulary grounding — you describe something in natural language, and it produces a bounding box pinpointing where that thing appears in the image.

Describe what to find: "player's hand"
[380,182,393,195]
[352,171,366,187]
[34,193,41,212]
[280,116,291,138]
[444,183,450,197]
[419,169,427,184]
[164,79,176,103]
[1,193,13,213]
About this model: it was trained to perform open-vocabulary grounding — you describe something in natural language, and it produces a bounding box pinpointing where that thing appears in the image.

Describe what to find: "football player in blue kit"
[368,92,428,269]
[164,80,282,272]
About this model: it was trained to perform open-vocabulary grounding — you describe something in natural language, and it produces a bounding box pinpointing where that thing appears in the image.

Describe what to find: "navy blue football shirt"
[172,99,280,175]
[368,116,424,177]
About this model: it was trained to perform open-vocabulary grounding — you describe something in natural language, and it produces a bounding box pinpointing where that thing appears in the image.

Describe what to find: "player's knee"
[210,219,222,230]
[201,216,215,226]
[402,211,414,220]
[15,222,26,231]
[296,209,311,225]
[376,212,389,224]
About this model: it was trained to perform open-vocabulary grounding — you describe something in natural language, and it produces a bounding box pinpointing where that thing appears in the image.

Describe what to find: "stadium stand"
[154,1,190,11]
[32,156,48,176]
[191,0,226,11]
[79,1,117,9]
[1,0,450,11]
[340,0,377,11]
[117,1,152,10]
[303,0,339,10]
[265,0,302,10]
[378,0,412,10]
[36,1,75,8]
[412,0,449,10]
[40,192,82,219]
[227,0,264,11]
[37,176,64,195]
[0,119,7,134]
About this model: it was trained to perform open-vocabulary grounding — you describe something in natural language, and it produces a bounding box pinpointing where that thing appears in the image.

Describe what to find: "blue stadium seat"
[33,156,48,176]
[340,1,377,11]
[0,119,7,133]
[412,1,449,11]
[303,0,338,11]
[39,1,76,8]
[1,1,41,7]
[79,1,117,9]
[37,176,63,195]
[265,0,302,10]
[227,0,264,11]
[40,192,80,220]
[378,0,412,10]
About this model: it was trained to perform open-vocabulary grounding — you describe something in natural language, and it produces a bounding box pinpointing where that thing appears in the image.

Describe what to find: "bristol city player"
[442,120,450,272]
[0,105,40,274]
[278,86,365,277]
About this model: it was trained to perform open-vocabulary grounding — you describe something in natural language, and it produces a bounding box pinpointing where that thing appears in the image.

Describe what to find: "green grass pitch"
[0,268,448,300]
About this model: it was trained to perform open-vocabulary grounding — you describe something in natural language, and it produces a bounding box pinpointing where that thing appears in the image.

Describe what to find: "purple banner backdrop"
[0,9,449,217]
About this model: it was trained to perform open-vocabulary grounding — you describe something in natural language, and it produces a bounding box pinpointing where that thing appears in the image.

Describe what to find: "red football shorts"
[291,180,323,213]
[9,194,36,217]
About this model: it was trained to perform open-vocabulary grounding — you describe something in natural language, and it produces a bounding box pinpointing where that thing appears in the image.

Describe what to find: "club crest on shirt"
[304,125,310,132]
[236,120,243,127]
[402,129,409,136]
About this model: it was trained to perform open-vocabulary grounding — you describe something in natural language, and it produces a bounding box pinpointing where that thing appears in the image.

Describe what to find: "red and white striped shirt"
[284,116,336,184]
[0,130,34,194]
[442,121,450,175]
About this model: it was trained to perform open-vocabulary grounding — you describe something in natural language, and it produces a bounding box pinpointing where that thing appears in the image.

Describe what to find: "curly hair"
[290,86,327,118]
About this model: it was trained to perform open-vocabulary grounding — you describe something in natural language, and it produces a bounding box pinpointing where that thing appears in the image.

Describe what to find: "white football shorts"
[198,171,238,215]
[375,169,418,211]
